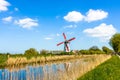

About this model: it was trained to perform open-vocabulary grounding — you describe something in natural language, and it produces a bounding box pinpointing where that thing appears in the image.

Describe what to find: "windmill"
[57,33,75,52]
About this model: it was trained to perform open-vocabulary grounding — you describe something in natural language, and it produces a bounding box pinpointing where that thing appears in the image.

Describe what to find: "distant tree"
[24,48,39,58]
[109,33,120,53]
[40,49,47,55]
[79,50,89,54]
[89,46,105,54]
[89,46,101,51]
[102,46,113,54]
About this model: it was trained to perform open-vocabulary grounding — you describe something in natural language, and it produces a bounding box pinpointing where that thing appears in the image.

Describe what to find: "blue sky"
[0,0,120,53]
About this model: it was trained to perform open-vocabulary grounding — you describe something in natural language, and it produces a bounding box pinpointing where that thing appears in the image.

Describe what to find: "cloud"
[83,23,117,41]
[85,9,108,22]
[44,37,53,40]
[64,24,77,29]
[63,11,84,22]
[0,0,10,12]
[14,18,38,29]
[64,9,108,23]
[56,33,60,36]
[2,16,13,22]
[44,33,61,40]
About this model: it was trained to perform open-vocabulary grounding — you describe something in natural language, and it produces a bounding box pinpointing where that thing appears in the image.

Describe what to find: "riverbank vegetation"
[78,56,120,80]
[0,45,113,67]
[0,33,120,79]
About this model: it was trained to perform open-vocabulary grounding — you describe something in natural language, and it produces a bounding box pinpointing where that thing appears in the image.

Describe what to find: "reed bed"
[63,54,111,80]
[38,54,111,80]
[5,54,111,80]
[6,55,81,66]
[78,56,120,80]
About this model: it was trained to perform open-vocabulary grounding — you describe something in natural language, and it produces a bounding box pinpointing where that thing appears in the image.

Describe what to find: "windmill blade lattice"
[57,33,75,52]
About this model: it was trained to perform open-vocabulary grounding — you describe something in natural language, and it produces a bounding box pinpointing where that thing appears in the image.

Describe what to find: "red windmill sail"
[57,33,75,52]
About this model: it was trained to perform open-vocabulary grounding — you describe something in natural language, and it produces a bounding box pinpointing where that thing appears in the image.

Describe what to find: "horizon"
[0,0,120,53]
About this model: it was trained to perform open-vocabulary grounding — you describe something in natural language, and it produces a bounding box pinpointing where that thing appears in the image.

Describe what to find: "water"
[0,60,82,80]
[0,57,94,80]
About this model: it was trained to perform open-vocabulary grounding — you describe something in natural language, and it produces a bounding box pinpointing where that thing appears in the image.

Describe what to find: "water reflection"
[0,59,79,80]
[0,55,105,80]
[0,62,72,80]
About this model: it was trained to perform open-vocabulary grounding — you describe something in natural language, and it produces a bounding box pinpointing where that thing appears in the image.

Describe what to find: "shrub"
[102,46,113,54]
[24,48,39,59]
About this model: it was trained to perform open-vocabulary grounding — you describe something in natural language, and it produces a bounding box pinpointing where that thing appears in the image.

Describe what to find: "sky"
[0,0,120,53]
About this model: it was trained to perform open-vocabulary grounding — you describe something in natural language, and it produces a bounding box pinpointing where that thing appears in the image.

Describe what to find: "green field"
[78,55,120,80]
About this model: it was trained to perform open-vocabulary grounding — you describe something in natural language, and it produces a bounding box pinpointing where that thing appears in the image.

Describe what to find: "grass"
[78,55,120,80]
[0,54,111,80]
[39,54,111,80]
[0,54,8,67]
[6,55,80,66]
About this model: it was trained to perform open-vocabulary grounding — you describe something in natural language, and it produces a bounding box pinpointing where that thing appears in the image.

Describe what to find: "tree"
[102,46,113,54]
[89,46,101,51]
[89,46,104,54]
[24,48,39,58]
[40,49,47,55]
[109,33,120,53]
[79,50,89,54]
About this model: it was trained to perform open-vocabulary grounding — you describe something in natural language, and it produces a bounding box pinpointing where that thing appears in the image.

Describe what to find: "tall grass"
[58,54,111,80]
[2,54,111,80]
[24,54,111,80]
[29,54,111,80]
[6,55,81,66]
[78,55,120,80]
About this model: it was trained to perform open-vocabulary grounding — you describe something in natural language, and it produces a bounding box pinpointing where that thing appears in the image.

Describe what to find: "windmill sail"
[57,33,75,52]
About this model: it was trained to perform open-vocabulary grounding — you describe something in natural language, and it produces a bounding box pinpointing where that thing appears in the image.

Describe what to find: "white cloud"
[44,37,53,40]
[2,16,13,22]
[56,33,60,36]
[14,18,38,29]
[83,23,117,41]
[64,11,84,22]
[85,9,108,22]
[0,0,10,12]
[64,24,77,29]
[44,33,61,40]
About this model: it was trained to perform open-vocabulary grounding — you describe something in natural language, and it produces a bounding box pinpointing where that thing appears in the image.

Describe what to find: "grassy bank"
[0,53,72,67]
[5,54,111,80]
[78,55,120,80]
[6,54,111,67]
[0,54,112,80]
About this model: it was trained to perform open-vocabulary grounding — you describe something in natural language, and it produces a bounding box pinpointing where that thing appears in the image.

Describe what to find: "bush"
[59,51,73,55]
[89,46,101,51]
[80,50,89,55]
[102,46,113,54]
[24,48,39,59]
[80,48,105,55]
[40,49,47,55]
[0,54,8,66]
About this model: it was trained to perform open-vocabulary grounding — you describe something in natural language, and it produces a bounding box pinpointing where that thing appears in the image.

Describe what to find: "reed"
[4,54,111,80]
[78,55,120,80]
[6,55,81,66]
[25,54,111,80]
[43,54,111,80]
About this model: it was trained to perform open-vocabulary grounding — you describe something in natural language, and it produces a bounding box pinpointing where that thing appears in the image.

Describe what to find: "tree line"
[0,33,120,57]
[23,33,120,55]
